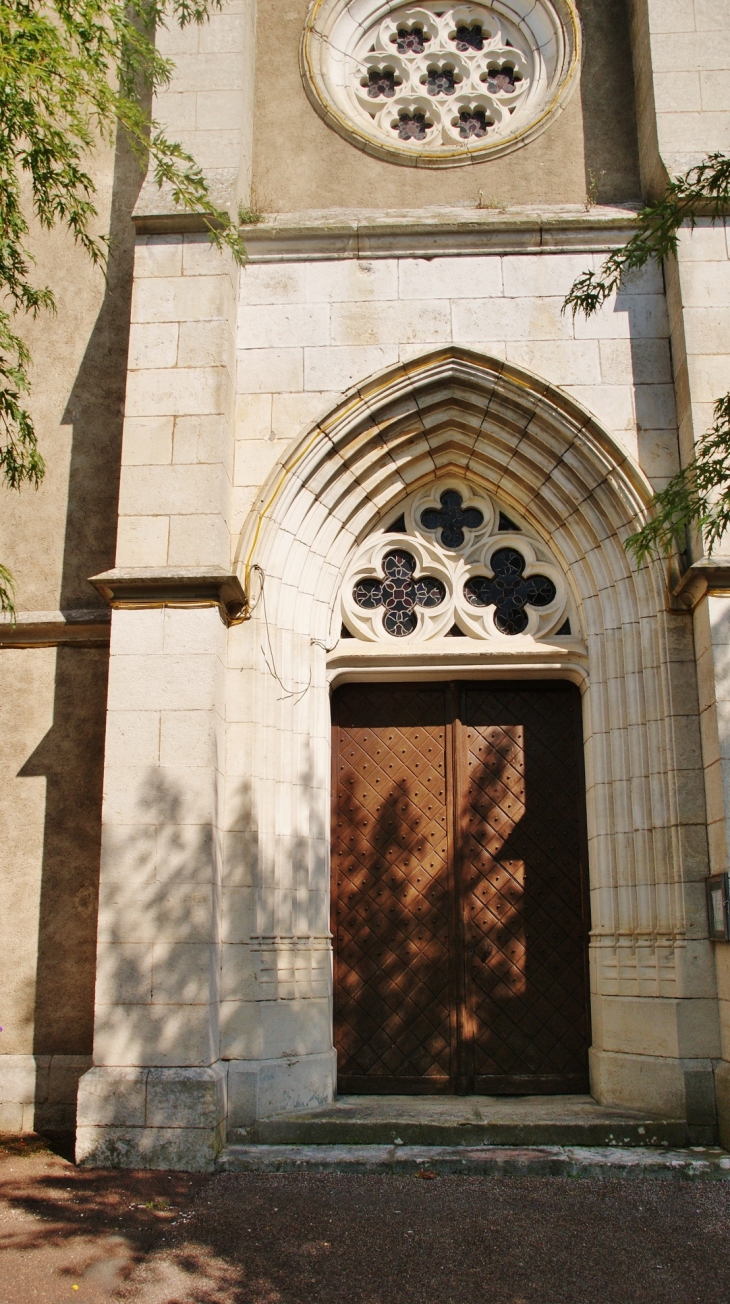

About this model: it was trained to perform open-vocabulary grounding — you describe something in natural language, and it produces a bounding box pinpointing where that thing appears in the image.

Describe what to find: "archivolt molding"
[235,347,705,1001]
[301,0,581,167]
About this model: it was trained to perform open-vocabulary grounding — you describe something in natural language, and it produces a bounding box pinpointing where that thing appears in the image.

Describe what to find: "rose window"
[301,0,581,168]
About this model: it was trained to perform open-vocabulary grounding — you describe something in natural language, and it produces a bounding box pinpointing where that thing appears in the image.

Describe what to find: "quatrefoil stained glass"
[353,549,445,637]
[464,547,556,634]
[420,490,484,548]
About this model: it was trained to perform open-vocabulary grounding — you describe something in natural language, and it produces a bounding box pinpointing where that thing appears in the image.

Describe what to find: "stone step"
[230,1095,701,1150]
[218,1143,730,1179]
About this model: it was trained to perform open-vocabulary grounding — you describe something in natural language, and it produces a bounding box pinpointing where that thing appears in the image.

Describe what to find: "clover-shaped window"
[353,549,445,636]
[464,547,556,634]
[394,112,432,140]
[420,489,484,548]
[396,25,427,53]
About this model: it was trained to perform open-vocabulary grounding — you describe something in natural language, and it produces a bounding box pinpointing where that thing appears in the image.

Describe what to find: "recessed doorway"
[331,681,590,1094]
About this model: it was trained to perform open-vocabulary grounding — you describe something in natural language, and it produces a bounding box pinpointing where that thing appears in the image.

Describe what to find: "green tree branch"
[0,0,247,617]
[564,152,730,567]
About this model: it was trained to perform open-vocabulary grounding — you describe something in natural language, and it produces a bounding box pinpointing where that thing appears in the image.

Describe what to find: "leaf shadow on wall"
[17,118,147,1128]
[90,768,258,1068]
[576,0,642,205]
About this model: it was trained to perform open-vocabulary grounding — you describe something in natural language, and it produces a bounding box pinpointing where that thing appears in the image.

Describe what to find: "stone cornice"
[673,557,730,610]
[134,203,640,262]
[0,609,111,648]
[89,567,247,626]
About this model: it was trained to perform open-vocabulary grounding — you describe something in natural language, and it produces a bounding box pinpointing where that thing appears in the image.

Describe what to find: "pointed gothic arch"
[231,347,703,1090]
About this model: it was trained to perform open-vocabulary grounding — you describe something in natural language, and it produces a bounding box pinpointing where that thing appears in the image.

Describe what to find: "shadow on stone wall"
[91,766,257,1064]
[17,124,145,1129]
[577,0,642,204]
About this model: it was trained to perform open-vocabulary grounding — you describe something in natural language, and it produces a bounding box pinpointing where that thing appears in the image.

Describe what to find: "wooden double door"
[331,681,590,1095]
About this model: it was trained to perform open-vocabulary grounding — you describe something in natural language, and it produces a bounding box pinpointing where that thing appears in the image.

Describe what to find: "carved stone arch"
[233,346,707,1107]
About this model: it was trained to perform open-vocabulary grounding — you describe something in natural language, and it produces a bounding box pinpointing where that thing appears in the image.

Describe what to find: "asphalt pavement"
[1,1135,729,1303]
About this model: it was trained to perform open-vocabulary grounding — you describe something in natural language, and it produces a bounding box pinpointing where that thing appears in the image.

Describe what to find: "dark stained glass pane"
[420,489,484,548]
[353,578,383,609]
[427,67,456,95]
[454,24,484,51]
[464,547,556,635]
[396,26,425,53]
[367,69,396,98]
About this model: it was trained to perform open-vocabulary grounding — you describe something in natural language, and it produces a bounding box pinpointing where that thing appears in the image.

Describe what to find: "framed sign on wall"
[707,874,730,942]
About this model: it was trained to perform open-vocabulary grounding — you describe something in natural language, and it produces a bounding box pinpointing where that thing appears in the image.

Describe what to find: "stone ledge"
[673,558,730,610]
[0,610,111,648]
[89,567,247,627]
[134,203,640,262]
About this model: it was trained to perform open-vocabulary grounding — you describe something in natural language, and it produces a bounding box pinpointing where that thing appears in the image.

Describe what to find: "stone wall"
[0,130,144,1132]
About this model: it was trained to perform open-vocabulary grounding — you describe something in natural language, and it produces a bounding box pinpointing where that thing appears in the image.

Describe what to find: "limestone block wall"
[77,229,239,1167]
[76,605,229,1169]
[665,220,730,1143]
[631,0,730,193]
[228,243,714,1128]
[67,0,730,1163]
[118,235,238,571]
[231,339,715,1131]
[77,219,723,1167]
[232,247,678,529]
[135,0,257,220]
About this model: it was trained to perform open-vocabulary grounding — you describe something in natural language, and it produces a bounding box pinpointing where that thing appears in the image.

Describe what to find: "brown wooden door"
[331,681,590,1095]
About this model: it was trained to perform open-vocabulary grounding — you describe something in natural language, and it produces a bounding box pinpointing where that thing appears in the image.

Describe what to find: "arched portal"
[230,346,709,1116]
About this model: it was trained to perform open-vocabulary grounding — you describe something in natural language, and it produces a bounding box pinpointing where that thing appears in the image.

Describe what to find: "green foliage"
[565,153,730,566]
[625,395,730,563]
[0,562,16,615]
[0,0,247,617]
[564,153,730,320]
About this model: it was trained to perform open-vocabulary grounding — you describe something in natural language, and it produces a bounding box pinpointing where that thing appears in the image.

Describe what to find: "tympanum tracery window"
[301,0,581,168]
[463,546,557,635]
[420,488,484,547]
[340,483,574,644]
[353,549,446,636]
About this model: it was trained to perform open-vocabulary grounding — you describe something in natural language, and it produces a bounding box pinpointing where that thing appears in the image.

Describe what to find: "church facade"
[2,0,730,1170]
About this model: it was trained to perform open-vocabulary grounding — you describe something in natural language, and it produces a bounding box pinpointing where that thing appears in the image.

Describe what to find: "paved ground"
[3,1134,730,1304]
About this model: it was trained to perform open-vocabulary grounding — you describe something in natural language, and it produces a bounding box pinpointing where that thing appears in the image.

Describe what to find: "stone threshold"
[231,1094,700,1149]
[218,1144,730,1179]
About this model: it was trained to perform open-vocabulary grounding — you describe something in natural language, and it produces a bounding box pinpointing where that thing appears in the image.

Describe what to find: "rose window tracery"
[353,549,446,636]
[340,482,574,643]
[367,69,397,98]
[302,0,581,168]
